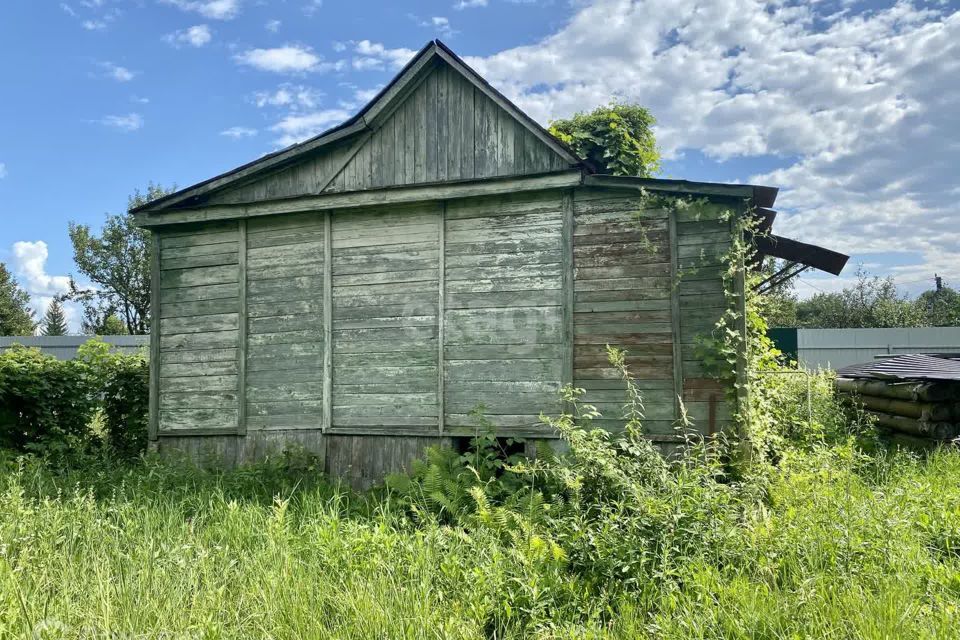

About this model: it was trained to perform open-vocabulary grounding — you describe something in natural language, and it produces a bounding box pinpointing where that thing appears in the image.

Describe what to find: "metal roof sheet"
[836,353,960,382]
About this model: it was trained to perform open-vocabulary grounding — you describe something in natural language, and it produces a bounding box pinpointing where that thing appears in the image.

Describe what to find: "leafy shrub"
[0,345,98,453]
[388,346,760,632]
[0,339,148,457]
[101,351,149,458]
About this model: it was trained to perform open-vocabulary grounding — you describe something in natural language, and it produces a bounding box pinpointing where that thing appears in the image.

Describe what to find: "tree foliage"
[0,262,35,336]
[549,103,661,177]
[762,266,959,329]
[40,298,69,336]
[916,285,960,326]
[792,267,923,329]
[68,183,174,335]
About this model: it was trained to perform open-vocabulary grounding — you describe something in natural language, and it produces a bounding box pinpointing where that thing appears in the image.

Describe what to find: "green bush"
[0,339,148,457]
[0,345,97,453]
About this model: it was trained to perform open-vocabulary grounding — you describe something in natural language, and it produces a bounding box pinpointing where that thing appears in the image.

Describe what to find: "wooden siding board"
[331,203,441,431]
[149,232,161,440]
[155,225,241,436]
[443,191,565,431]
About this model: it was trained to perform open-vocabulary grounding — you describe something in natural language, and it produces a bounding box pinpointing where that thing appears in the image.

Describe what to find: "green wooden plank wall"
[204,61,569,207]
[244,212,326,431]
[571,189,678,436]
[330,203,441,434]
[443,191,566,435]
[154,187,738,446]
[157,221,241,434]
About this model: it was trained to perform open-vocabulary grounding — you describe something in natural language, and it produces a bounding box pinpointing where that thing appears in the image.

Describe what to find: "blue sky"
[1,0,958,328]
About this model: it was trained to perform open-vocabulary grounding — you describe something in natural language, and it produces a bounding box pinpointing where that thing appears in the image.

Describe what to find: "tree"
[84,313,128,336]
[794,267,923,328]
[40,298,69,336]
[916,285,960,326]
[549,103,661,177]
[68,183,175,335]
[0,262,35,336]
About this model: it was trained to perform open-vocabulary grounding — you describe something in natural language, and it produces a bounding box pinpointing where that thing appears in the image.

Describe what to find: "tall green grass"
[1,443,958,639]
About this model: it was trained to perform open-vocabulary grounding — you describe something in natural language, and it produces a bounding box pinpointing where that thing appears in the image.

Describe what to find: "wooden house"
[132,40,781,485]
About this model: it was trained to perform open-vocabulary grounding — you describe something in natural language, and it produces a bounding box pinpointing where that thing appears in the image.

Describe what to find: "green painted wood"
[135,172,584,227]
[159,283,239,304]
[160,360,239,378]
[149,232,161,441]
[669,211,684,421]
[562,190,574,395]
[237,219,248,436]
[160,348,237,364]
[161,252,237,271]
[331,203,441,431]
[159,313,239,335]
[160,375,237,393]
[438,202,446,435]
[160,264,238,289]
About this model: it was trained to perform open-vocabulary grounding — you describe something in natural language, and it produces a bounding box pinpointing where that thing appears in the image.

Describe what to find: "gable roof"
[132,39,585,215]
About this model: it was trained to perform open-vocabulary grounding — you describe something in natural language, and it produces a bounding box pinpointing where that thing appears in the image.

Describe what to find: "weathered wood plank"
[149,232,161,441]
[160,265,238,289]
[160,409,238,432]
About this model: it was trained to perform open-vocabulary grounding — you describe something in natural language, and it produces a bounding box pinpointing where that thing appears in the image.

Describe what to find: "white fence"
[797,328,960,370]
[0,335,149,360]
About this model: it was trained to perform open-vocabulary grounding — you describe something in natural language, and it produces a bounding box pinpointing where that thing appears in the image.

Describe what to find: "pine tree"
[0,262,35,336]
[41,298,69,336]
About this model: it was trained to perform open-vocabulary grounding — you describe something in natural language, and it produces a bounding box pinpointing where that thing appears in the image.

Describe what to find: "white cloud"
[352,40,417,71]
[252,84,323,110]
[0,163,6,179]
[422,16,455,38]
[164,24,212,47]
[303,0,323,16]
[161,0,240,20]
[465,0,959,286]
[221,126,257,139]
[11,241,71,300]
[265,19,281,32]
[271,109,351,146]
[454,0,487,8]
[11,241,78,333]
[131,95,150,104]
[99,113,144,132]
[82,19,107,30]
[61,3,77,17]
[99,61,136,82]
[235,45,342,74]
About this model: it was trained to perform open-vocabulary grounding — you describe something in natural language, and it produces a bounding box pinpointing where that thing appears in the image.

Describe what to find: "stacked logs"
[836,377,960,443]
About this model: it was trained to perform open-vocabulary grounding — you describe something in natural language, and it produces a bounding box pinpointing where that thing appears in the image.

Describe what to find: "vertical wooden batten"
[148,232,161,441]
[669,211,684,420]
[437,201,446,436]
[733,208,751,459]
[323,209,333,432]
[237,219,248,436]
[561,190,574,393]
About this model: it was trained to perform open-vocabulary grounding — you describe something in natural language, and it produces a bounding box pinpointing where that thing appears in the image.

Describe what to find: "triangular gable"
[134,40,582,214]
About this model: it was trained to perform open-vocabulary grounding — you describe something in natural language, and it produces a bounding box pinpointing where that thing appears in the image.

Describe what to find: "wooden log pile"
[836,377,960,444]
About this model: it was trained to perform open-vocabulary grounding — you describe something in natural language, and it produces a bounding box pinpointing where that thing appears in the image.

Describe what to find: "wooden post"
[561,190,574,394]
[733,210,752,461]
[437,202,446,436]
[668,212,684,420]
[323,210,333,432]
[237,219,248,436]
[148,231,161,441]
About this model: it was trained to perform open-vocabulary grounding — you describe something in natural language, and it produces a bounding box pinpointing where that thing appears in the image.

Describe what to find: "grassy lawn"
[0,441,958,639]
